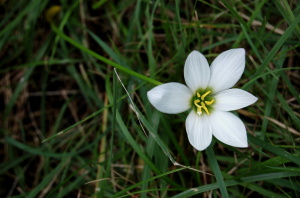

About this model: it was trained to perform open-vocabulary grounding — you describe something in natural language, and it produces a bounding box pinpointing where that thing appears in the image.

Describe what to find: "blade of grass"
[4,29,52,120]
[248,134,300,166]
[0,59,81,73]
[5,136,78,158]
[42,105,111,143]
[172,171,300,197]
[232,0,268,50]
[99,68,118,196]
[245,182,286,198]
[0,154,30,175]
[88,30,128,67]
[206,144,229,198]
[242,67,300,90]
[27,161,65,198]
[275,0,300,39]
[277,93,300,129]
[112,167,186,198]
[280,70,300,104]
[0,1,40,48]
[260,47,286,141]
[250,13,300,79]
[3,67,34,120]
[221,0,300,87]
[45,161,91,198]
[267,178,300,193]
[50,23,162,86]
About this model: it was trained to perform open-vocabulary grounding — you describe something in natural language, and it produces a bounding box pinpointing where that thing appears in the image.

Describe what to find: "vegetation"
[1,0,300,197]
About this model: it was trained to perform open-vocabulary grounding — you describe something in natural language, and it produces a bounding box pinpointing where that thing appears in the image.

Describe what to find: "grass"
[1,0,300,197]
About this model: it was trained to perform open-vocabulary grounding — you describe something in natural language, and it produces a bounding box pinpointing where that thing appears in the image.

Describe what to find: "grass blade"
[206,144,229,198]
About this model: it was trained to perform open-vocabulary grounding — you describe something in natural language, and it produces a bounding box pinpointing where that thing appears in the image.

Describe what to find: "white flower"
[147,49,258,151]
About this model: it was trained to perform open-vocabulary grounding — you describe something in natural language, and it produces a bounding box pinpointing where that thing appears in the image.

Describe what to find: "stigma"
[193,90,214,116]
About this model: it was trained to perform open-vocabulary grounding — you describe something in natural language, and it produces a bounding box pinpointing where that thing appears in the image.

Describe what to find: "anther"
[196,92,201,98]
[201,102,209,115]
[205,99,214,105]
[194,99,201,107]
[201,91,211,100]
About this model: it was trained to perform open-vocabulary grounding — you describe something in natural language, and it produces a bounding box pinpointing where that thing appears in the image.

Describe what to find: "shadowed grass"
[1,0,300,197]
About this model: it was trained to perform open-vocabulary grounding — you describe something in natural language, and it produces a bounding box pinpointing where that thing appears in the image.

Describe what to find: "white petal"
[185,111,212,151]
[147,82,192,114]
[210,111,248,147]
[208,48,245,93]
[184,51,210,92]
[213,88,258,111]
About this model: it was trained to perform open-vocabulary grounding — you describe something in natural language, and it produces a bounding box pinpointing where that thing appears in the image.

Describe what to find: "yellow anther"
[201,91,211,100]
[205,99,215,105]
[194,99,203,115]
[196,92,201,98]
[194,99,201,107]
[201,102,209,115]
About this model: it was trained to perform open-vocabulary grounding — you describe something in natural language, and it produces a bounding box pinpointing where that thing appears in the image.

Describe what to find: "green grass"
[1,0,300,197]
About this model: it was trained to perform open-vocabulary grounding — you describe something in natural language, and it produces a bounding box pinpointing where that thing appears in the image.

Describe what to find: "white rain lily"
[147,49,257,151]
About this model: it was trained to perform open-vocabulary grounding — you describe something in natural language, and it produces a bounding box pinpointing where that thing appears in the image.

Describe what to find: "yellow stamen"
[194,99,201,107]
[205,99,215,105]
[201,91,211,100]
[196,92,201,98]
[201,102,209,115]
[194,99,202,115]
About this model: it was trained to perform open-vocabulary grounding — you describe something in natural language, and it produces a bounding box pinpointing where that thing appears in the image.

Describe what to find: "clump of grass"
[1,0,300,197]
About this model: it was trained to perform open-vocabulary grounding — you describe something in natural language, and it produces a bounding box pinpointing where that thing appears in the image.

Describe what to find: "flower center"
[193,90,214,116]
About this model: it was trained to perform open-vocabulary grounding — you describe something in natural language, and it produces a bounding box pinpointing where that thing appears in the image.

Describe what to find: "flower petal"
[147,82,192,114]
[210,111,248,147]
[186,111,212,151]
[208,48,245,93]
[184,51,210,92]
[213,88,258,111]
